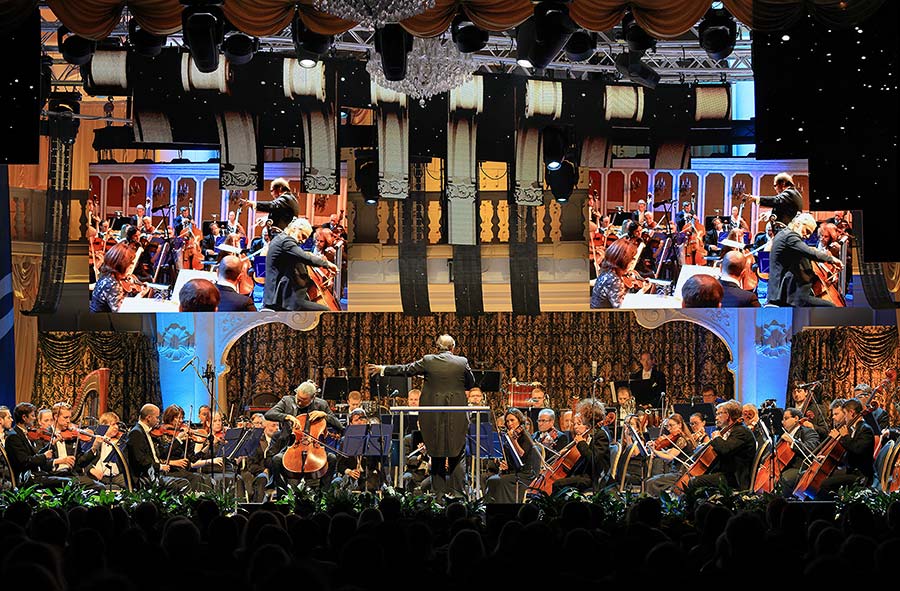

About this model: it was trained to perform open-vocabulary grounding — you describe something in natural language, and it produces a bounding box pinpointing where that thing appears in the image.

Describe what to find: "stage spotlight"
[181,1,225,73]
[223,32,257,65]
[128,19,167,57]
[451,14,488,53]
[546,160,577,202]
[374,23,413,81]
[293,12,333,68]
[621,11,655,53]
[57,27,95,66]
[565,30,595,62]
[614,50,660,89]
[542,126,567,171]
[698,8,737,60]
[527,1,575,69]
[515,19,535,68]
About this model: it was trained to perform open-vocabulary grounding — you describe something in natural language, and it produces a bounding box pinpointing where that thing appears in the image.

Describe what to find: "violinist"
[47,402,104,490]
[741,403,770,446]
[767,212,843,307]
[814,398,874,497]
[704,217,727,256]
[152,404,210,492]
[334,409,386,492]
[484,408,542,503]
[688,413,710,446]
[686,401,755,492]
[551,400,611,493]
[590,238,650,309]
[0,406,11,447]
[192,412,231,481]
[215,255,256,312]
[237,418,281,502]
[3,402,76,488]
[718,252,760,308]
[89,243,149,312]
[645,414,695,495]
[533,409,570,454]
[791,385,829,440]
[776,408,821,492]
[126,404,191,492]
[630,199,648,222]
[265,381,344,487]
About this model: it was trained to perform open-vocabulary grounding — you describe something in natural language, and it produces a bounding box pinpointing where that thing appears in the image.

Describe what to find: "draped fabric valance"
[10,0,882,40]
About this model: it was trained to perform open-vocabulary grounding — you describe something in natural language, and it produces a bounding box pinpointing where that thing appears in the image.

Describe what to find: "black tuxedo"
[4,425,51,481]
[704,229,723,253]
[840,419,875,481]
[719,278,760,308]
[629,368,667,406]
[201,233,221,258]
[216,283,256,312]
[254,192,301,230]
[551,427,610,493]
[694,423,756,490]
[784,426,821,470]
[759,188,803,227]
[126,424,161,479]
[265,395,343,438]
[236,433,283,502]
[262,232,332,311]
[767,229,836,307]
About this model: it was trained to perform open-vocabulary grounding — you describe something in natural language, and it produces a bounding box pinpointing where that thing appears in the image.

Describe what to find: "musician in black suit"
[261,217,337,311]
[484,408,542,503]
[3,403,72,488]
[630,199,648,222]
[817,398,875,497]
[215,255,256,312]
[201,222,222,259]
[853,383,890,433]
[532,408,571,454]
[718,252,760,308]
[629,352,667,406]
[767,213,843,307]
[550,399,611,493]
[129,204,146,228]
[241,178,300,231]
[747,172,805,229]
[265,381,343,488]
[172,206,191,234]
[792,385,829,441]
[236,418,281,502]
[368,334,476,497]
[777,407,821,492]
[125,404,190,491]
[688,401,756,491]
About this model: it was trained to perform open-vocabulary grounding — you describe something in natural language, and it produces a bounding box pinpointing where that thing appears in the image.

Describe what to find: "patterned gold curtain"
[225,312,733,411]
[789,326,899,405]
[32,332,162,422]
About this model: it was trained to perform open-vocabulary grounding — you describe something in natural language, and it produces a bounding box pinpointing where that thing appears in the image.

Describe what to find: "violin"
[27,426,55,442]
[57,427,96,442]
[652,432,678,451]
[150,423,208,444]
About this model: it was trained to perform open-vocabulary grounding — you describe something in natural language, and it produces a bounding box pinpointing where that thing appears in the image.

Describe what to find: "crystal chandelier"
[313,0,435,28]
[367,35,478,105]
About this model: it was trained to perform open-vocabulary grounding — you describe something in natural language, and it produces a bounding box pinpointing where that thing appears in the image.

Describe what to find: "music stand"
[466,423,503,459]
[222,427,263,460]
[674,403,716,425]
[341,423,392,492]
[471,370,502,392]
[323,377,363,401]
[629,378,658,407]
[369,375,410,398]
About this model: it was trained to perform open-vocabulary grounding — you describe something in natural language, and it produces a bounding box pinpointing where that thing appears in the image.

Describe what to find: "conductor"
[367,334,475,498]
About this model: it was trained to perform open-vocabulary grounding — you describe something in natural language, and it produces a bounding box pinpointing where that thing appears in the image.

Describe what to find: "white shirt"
[92,441,120,477]
[642,369,652,380]
[787,425,801,448]
[54,440,71,472]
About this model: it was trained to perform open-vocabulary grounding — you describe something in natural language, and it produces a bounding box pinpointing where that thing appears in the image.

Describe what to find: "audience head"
[682,274,723,308]
[178,278,220,312]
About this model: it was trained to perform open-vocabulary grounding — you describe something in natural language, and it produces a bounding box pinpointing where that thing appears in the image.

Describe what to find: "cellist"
[813,398,874,498]
[550,399,610,493]
[776,408,821,492]
[684,400,755,492]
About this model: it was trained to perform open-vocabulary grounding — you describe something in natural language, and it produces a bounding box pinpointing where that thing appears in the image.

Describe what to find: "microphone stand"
[765,411,778,493]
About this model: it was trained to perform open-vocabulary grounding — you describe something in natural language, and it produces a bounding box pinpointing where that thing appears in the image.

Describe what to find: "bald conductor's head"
[722,251,747,279]
[218,255,244,283]
[436,334,456,352]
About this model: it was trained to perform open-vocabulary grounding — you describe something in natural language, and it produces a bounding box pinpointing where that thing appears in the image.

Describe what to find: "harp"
[72,368,110,425]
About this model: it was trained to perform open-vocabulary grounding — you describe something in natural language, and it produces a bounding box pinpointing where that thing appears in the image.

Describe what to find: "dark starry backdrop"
[0,11,40,164]
[753,1,897,260]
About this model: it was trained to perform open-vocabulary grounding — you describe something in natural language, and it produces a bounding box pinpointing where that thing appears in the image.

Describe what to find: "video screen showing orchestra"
[587,164,855,309]
[85,163,349,313]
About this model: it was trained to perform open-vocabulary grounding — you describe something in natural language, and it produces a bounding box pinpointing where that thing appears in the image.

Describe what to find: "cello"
[281,411,330,479]
[679,196,707,266]
[528,397,584,495]
[672,418,740,495]
[792,416,849,500]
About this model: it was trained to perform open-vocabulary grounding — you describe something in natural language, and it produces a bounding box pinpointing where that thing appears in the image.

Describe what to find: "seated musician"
[613,414,650,489]
[701,385,725,406]
[4,402,76,489]
[46,402,104,491]
[766,212,844,307]
[0,406,11,447]
[191,412,231,480]
[741,403,770,445]
[237,418,281,502]
[347,390,363,414]
[815,398,875,498]
[150,404,210,491]
[90,243,149,312]
[263,216,338,312]
[403,430,429,492]
[777,407,821,493]
[646,414,695,495]
[590,238,650,309]
[215,255,256,312]
[533,409,570,455]
[125,404,190,492]
[616,386,637,417]
[551,399,611,493]
[334,409,386,492]
[790,385,829,441]
[686,400,756,492]
[81,411,128,489]
[405,388,421,433]
[467,387,484,406]
[484,408,541,503]
[265,381,344,488]
[201,222,222,260]
[250,413,265,428]
[719,252,761,308]
[528,387,547,409]
[688,412,710,446]
[559,410,574,436]
[704,217,726,255]
[853,383,890,432]
[224,210,245,239]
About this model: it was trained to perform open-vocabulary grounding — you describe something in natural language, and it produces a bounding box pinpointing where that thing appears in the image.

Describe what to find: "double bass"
[679,196,707,266]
